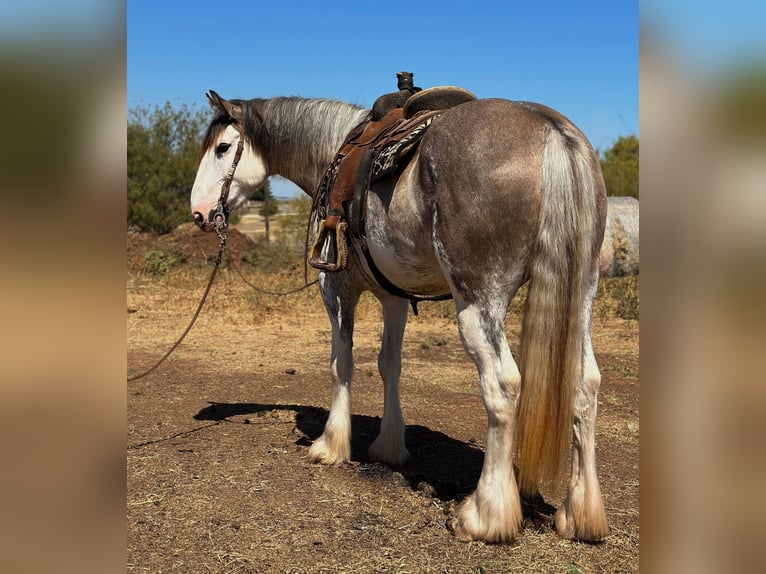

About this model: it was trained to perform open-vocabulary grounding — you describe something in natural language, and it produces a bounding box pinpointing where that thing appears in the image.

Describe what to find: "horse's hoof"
[448,493,521,543]
[368,435,411,467]
[447,515,478,542]
[307,434,350,465]
[555,497,609,541]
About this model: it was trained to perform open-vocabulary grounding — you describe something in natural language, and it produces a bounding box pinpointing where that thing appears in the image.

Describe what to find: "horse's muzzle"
[192,211,216,232]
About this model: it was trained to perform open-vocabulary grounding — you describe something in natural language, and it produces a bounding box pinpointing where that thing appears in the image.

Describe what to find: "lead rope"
[127,229,320,382]
[127,105,243,383]
[227,248,319,296]
[127,237,226,382]
[129,104,318,381]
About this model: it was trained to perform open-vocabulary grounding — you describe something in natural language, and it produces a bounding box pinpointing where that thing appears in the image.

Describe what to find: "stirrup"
[308,219,349,271]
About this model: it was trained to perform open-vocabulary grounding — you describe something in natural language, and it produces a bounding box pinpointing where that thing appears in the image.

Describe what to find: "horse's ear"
[206,90,224,112]
[205,90,242,122]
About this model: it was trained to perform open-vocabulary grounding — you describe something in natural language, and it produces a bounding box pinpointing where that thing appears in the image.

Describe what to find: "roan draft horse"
[190,90,609,543]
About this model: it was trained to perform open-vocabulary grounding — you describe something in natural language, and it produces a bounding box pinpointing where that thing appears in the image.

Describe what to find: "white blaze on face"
[190,124,268,227]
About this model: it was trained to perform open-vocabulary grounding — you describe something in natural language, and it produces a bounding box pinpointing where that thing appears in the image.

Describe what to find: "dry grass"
[128,230,639,573]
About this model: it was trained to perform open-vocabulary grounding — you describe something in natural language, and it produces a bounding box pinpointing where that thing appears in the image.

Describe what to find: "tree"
[128,102,209,233]
[250,179,279,243]
[600,135,639,199]
[250,179,279,216]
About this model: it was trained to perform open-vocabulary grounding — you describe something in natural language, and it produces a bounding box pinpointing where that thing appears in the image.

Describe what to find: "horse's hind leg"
[308,273,361,465]
[449,298,522,543]
[555,271,609,540]
[369,296,411,466]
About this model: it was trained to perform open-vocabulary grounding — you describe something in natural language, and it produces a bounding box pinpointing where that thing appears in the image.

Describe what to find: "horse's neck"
[258,98,368,196]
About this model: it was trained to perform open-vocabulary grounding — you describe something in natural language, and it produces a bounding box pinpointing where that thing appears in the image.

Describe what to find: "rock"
[599,196,639,276]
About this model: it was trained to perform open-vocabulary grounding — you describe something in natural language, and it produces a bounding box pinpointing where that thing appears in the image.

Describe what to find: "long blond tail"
[515,123,600,495]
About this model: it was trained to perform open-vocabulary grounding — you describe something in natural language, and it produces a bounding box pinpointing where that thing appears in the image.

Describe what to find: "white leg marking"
[309,284,357,465]
[308,334,353,465]
[449,302,523,543]
[556,281,609,540]
[369,297,411,466]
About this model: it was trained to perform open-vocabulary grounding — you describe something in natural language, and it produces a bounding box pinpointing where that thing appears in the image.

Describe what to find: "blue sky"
[128,0,638,197]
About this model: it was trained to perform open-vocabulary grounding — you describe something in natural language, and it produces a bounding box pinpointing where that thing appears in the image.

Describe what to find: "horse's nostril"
[192,212,205,228]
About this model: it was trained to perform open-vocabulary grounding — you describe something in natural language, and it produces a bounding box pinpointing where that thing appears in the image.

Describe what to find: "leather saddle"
[308,86,477,272]
[403,86,476,118]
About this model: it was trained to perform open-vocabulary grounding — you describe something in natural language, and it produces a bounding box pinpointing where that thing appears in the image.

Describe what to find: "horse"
[190,90,609,543]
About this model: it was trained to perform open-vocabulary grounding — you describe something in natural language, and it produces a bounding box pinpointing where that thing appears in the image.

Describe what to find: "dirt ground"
[127,228,639,573]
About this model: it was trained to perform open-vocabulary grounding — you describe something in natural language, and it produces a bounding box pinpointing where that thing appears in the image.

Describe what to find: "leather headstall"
[210,101,248,241]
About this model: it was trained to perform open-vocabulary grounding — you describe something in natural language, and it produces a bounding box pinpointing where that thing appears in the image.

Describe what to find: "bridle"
[209,102,248,242]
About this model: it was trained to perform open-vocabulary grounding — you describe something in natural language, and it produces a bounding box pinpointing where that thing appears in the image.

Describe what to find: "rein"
[127,239,226,381]
[127,237,318,382]
[129,108,248,381]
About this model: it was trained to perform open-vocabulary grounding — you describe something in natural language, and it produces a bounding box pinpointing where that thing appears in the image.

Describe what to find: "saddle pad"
[372,114,438,180]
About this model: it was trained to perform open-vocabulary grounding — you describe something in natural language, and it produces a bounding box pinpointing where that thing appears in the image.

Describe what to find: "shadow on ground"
[194,401,556,525]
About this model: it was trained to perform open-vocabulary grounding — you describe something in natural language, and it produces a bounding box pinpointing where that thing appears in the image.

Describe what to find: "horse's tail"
[515,121,602,495]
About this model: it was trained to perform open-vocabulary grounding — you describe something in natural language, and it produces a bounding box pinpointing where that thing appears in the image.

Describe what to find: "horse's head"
[190,91,268,232]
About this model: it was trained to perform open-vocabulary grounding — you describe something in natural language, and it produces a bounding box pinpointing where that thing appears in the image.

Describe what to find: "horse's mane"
[198,97,368,176]
[251,97,368,180]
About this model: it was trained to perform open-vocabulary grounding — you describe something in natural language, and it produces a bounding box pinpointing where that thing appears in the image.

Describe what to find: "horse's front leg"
[369,296,411,466]
[308,273,361,465]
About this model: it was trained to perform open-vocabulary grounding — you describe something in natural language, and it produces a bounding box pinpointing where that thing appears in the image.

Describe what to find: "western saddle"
[308,73,476,299]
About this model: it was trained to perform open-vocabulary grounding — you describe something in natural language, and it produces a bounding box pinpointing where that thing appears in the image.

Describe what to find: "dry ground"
[127,227,639,573]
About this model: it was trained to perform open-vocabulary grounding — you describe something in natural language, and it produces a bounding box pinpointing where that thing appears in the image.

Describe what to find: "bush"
[128,102,210,233]
[143,248,185,275]
[600,135,639,199]
[614,275,640,320]
[595,276,640,322]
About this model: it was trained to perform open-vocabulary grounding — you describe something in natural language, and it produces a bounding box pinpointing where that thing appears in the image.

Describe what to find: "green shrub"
[600,135,639,199]
[143,248,184,275]
[594,275,640,322]
[614,275,640,320]
[128,103,210,233]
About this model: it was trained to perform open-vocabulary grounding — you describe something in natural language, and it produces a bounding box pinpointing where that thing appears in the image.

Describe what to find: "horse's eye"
[215,142,231,156]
